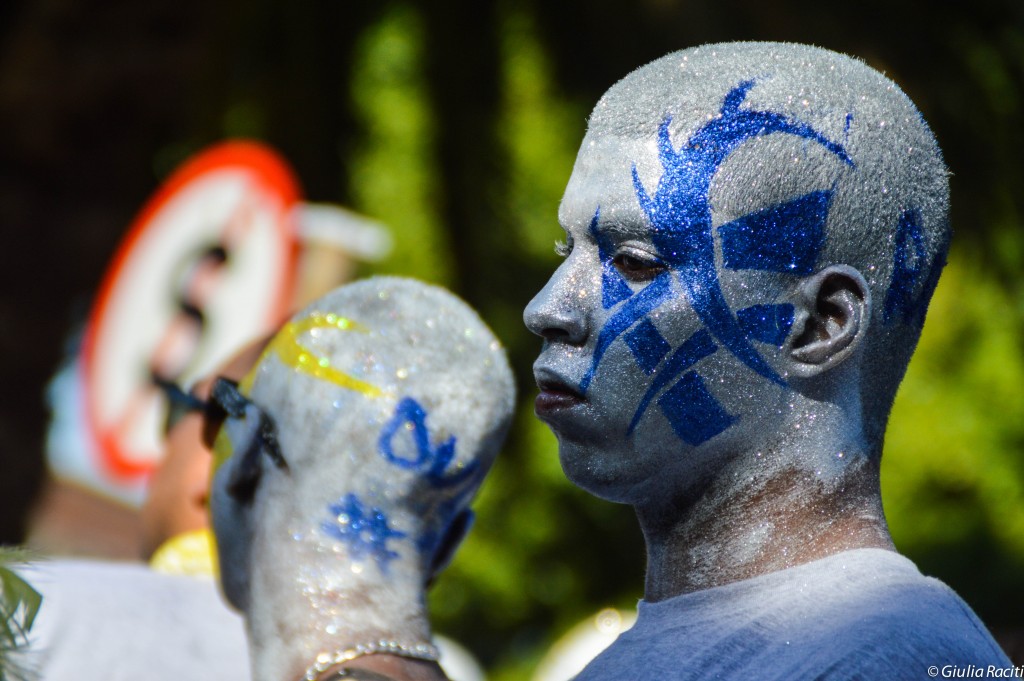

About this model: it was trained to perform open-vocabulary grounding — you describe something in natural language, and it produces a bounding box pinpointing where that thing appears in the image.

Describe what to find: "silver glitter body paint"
[211,277,515,681]
[525,42,948,597]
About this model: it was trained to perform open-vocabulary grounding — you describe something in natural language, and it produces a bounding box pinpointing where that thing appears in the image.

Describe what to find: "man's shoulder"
[814,549,990,635]
[791,550,1011,674]
[577,550,1010,681]
[809,584,1011,679]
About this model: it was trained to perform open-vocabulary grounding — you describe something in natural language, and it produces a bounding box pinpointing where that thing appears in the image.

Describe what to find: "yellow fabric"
[149,528,218,577]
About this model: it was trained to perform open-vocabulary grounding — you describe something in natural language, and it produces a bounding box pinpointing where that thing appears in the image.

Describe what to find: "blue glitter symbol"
[584,80,855,444]
[624,319,672,374]
[590,208,633,309]
[631,80,853,386]
[579,270,674,393]
[629,329,719,435]
[321,493,406,572]
[736,304,795,347]
[883,209,946,327]
[377,398,484,573]
[719,190,832,275]
[379,398,478,488]
[658,371,738,446]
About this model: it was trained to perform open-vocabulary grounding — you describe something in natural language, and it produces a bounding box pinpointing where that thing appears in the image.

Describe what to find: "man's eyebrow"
[604,222,646,236]
[591,217,650,239]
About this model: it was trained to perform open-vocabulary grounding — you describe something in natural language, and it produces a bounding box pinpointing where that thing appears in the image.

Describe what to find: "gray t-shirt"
[575,549,1010,680]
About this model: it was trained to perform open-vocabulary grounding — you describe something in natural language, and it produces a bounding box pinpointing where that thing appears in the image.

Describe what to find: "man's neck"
[244,557,434,681]
[637,449,895,602]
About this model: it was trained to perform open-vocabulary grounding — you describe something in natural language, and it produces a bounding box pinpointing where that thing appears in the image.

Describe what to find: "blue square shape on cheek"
[624,319,672,374]
[657,371,737,446]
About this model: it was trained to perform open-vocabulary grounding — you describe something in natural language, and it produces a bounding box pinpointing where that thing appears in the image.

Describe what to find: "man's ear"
[786,265,870,377]
[426,509,474,587]
[220,409,268,503]
[210,463,254,613]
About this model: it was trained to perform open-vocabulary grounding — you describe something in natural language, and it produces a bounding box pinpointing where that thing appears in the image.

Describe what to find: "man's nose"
[523,259,591,345]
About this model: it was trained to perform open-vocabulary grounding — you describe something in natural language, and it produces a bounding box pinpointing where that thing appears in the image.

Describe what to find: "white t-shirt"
[575,549,1010,680]
[23,559,249,681]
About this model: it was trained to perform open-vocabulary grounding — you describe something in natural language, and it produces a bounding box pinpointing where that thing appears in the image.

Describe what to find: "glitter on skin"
[579,271,673,393]
[580,81,854,445]
[528,43,958,625]
[657,370,738,445]
[735,304,796,347]
[629,79,854,388]
[719,190,833,275]
[589,207,634,310]
[628,329,718,435]
[321,493,406,573]
[267,312,386,398]
[624,319,672,374]
[210,277,515,681]
[377,397,478,489]
[883,208,947,327]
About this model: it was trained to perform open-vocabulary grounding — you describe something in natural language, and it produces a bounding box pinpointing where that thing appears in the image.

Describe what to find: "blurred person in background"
[20,342,265,681]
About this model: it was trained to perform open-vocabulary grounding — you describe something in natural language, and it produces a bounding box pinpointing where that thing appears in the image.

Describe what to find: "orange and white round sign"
[80,141,300,485]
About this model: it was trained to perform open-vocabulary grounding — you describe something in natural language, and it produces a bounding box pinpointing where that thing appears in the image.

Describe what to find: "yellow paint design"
[268,312,385,398]
[209,312,384,482]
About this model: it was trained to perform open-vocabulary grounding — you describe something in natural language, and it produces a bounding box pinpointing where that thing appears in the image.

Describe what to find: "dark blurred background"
[1,0,1023,676]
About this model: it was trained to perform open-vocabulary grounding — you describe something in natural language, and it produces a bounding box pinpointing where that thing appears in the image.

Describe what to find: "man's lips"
[534,373,586,416]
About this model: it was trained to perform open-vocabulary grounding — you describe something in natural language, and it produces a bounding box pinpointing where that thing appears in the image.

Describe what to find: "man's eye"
[613,252,663,281]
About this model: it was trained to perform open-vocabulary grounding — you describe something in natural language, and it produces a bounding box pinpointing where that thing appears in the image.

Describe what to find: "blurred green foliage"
[0,548,41,681]
[883,247,1024,628]
[350,5,454,285]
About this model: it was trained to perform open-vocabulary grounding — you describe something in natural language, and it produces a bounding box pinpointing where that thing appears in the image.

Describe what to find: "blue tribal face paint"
[623,81,852,389]
[883,209,947,328]
[210,277,515,676]
[570,81,853,445]
[321,493,407,573]
[526,75,864,500]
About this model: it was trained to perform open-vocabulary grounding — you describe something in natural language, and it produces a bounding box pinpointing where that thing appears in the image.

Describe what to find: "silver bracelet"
[303,640,440,681]
[317,669,402,681]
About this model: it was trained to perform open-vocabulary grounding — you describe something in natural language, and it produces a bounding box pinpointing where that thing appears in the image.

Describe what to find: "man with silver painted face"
[210,277,514,681]
[525,42,1011,678]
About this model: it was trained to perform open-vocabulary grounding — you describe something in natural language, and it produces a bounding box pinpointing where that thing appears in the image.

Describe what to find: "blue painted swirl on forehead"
[378,397,477,488]
[631,80,855,386]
